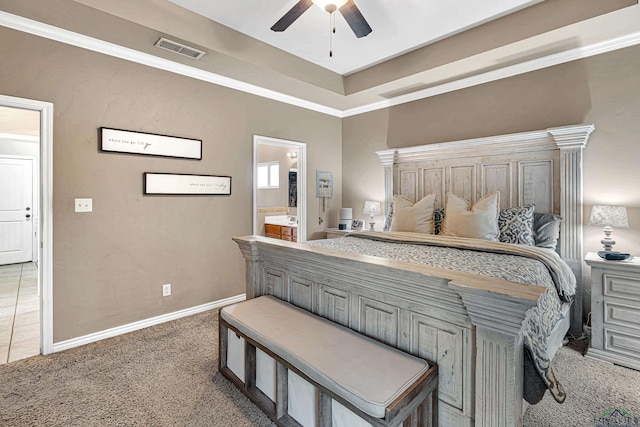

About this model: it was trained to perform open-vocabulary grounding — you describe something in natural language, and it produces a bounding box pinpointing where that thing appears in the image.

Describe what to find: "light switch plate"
[75,198,92,212]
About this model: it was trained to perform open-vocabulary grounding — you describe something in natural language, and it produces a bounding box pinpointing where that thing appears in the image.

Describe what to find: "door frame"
[253,135,307,242]
[0,94,54,355]
[0,154,38,264]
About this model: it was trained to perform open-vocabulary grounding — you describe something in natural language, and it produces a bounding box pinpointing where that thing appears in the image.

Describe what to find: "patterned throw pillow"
[434,206,444,234]
[383,202,394,232]
[498,204,535,245]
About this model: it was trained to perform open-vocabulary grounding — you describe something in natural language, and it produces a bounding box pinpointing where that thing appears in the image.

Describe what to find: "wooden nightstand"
[585,252,640,370]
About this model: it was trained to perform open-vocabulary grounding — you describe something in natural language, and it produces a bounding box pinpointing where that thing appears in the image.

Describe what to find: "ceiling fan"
[271,0,372,39]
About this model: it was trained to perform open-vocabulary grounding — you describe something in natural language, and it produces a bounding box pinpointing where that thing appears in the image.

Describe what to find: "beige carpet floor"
[1,309,639,426]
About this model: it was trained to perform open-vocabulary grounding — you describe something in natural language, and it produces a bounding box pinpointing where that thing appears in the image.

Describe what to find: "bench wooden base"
[219,314,438,427]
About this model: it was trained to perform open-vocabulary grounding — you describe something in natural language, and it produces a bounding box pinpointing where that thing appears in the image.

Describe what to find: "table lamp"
[588,205,629,252]
[363,201,381,231]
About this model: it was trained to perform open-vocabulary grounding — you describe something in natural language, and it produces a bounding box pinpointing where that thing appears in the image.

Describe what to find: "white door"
[0,157,33,265]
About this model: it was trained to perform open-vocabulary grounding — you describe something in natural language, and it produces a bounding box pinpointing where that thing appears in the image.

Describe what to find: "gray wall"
[0,26,341,342]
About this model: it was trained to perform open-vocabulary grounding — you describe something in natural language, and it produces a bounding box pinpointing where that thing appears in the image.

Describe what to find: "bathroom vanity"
[264,215,298,242]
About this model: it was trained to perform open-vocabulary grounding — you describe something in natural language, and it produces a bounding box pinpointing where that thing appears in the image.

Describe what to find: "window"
[257,161,279,189]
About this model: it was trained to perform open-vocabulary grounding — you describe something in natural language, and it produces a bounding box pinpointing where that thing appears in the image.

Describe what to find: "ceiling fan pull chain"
[332,11,336,34]
[329,12,333,57]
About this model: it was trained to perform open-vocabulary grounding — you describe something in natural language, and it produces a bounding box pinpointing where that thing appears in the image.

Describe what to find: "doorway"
[0,94,54,357]
[253,136,307,242]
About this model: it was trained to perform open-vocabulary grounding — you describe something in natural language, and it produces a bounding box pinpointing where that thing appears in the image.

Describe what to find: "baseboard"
[52,294,246,353]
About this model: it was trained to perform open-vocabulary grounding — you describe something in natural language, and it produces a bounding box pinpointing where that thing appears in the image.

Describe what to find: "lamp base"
[368,213,376,231]
[601,226,615,251]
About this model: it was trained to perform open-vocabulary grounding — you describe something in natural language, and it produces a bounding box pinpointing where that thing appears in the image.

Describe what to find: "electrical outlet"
[162,283,171,297]
[75,198,93,212]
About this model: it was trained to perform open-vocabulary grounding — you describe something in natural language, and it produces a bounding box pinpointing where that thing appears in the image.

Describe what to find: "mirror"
[253,135,306,242]
[288,168,297,208]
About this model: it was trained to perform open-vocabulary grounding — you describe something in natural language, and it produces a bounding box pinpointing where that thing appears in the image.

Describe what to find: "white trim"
[2,10,640,118]
[253,135,307,243]
[0,11,342,118]
[52,293,247,353]
[0,94,54,356]
[0,133,39,143]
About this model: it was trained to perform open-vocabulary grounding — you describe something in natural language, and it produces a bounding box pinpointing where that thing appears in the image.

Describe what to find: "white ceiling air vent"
[154,37,206,60]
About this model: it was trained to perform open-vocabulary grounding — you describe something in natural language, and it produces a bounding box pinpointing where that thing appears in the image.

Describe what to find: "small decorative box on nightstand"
[585,252,640,371]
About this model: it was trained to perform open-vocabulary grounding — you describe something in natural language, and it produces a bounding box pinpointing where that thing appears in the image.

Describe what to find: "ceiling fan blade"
[339,0,372,38]
[271,0,314,32]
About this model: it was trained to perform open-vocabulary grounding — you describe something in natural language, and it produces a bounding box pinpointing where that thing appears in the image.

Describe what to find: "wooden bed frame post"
[236,242,262,299]
[449,281,540,427]
[548,124,594,335]
[381,154,394,219]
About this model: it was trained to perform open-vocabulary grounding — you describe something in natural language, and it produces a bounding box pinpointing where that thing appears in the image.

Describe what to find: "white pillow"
[440,192,500,241]
[389,194,437,234]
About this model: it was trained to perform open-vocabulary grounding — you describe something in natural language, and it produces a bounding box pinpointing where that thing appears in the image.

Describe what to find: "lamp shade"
[588,205,629,228]
[363,201,381,216]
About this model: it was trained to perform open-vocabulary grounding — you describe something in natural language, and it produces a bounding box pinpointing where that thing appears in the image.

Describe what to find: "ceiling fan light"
[311,0,348,12]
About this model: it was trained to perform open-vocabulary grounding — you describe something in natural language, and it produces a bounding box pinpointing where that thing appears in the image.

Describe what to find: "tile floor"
[0,262,40,364]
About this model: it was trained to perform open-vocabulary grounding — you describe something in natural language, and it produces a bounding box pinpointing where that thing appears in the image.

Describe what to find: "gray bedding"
[307,231,575,404]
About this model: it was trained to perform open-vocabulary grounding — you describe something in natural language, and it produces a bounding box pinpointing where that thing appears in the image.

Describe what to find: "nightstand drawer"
[605,328,640,359]
[604,272,640,301]
[604,301,640,329]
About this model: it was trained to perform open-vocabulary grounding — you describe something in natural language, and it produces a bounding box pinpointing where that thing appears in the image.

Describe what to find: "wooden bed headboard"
[376,124,595,333]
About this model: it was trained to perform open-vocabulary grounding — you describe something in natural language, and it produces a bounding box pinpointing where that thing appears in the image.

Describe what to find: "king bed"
[234,124,595,427]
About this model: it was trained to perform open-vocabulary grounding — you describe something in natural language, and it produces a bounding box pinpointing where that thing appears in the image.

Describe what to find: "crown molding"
[0,11,343,118]
[2,10,640,118]
[548,124,595,149]
[342,31,640,117]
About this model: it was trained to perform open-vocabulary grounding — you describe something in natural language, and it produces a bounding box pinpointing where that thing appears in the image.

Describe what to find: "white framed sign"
[144,173,231,195]
[100,127,202,160]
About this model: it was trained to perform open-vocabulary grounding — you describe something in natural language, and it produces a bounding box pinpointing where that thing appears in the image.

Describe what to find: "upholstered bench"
[219,296,438,427]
